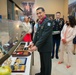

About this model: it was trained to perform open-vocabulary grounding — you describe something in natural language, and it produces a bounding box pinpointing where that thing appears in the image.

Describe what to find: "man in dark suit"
[51,12,64,59]
[29,7,53,75]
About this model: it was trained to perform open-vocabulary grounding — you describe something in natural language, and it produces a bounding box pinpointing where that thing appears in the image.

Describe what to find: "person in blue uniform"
[29,7,53,75]
[51,12,64,59]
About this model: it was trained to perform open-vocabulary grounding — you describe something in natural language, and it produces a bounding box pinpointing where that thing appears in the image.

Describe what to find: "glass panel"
[0,19,22,55]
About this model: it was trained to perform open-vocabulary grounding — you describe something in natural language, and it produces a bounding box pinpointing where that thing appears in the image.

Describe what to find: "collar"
[39,16,46,24]
[56,19,60,21]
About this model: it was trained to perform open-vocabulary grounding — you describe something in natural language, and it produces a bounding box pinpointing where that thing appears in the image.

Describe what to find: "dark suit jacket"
[33,18,53,52]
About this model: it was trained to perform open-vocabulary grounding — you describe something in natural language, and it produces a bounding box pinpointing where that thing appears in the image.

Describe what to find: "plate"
[12,51,31,57]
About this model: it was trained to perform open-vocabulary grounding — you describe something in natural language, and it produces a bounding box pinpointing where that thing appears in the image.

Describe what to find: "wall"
[0,0,68,20]
[64,0,68,21]
[14,6,23,20]
[0,0,7,19]
[35,0,64,18]
[34,0,68,20]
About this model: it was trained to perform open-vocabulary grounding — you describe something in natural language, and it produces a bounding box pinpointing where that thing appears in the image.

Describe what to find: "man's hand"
[62,39,66,43]
[28,42,34,48]
[29,46,38,52]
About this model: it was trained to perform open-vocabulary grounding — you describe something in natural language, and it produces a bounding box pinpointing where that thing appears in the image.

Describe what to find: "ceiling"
[13,0,35,10]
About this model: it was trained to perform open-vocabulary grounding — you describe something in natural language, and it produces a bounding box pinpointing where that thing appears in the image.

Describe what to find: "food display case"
[12,42,31,57]
[0,19,22,51]
[0,20,33,75]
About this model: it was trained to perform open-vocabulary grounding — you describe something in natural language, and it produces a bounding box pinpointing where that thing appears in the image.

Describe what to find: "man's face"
[36,9,45,20]
[56,13,61,19]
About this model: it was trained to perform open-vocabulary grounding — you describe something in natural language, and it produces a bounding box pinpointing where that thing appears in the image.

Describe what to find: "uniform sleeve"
[33,30,38,45]
[52,20,56,31]
[35,21,53,48]
[60,19,64,31]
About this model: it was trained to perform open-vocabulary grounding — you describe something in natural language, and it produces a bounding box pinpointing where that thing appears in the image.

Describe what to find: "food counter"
[1,41,33,75]
[0,20,33,75]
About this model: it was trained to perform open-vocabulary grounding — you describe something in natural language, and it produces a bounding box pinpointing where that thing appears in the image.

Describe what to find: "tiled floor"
[32,51,76,75]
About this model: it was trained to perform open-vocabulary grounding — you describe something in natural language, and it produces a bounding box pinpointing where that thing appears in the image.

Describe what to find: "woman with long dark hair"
[58,15,76,68]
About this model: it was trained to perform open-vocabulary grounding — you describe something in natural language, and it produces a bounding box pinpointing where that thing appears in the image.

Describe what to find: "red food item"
[17,51,23,55]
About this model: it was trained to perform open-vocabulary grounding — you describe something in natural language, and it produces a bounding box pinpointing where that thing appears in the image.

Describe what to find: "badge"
[47,22,51,26]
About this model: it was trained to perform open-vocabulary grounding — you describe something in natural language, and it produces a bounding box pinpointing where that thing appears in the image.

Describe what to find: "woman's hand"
[62,39,67,44]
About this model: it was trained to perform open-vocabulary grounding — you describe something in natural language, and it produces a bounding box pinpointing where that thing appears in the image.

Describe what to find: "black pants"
[52,37,60,57]
[39,52,52,75]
